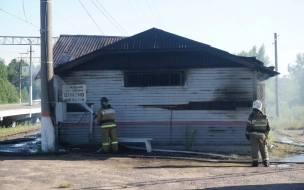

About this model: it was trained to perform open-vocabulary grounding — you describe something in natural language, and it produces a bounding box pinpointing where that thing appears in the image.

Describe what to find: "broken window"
[124,71,185,87]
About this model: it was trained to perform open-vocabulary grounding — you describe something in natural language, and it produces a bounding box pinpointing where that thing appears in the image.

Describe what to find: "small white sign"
[21,66,29,76]
[62,84,86,103]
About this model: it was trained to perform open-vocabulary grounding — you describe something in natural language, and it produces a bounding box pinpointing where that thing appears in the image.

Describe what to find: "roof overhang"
[54,47,279,78]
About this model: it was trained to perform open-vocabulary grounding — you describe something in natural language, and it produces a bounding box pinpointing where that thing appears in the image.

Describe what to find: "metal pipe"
[28,39,33,106]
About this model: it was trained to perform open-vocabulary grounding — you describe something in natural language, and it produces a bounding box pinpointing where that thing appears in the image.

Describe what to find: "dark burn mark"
[140,101,251,110]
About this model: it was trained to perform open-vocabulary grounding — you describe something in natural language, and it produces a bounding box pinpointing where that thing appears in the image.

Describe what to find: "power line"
[26,0,33,24]
[22,0,28,22]
[78,0,105,35]
[91,0,124,35]
[128,0,145,27]
[146,0,162,28]
[151,0,165,28]
[53,11,87,34]
[0,8,39,28]
[136,0,150,25]
[146,0,156,21]
[95,0,128,35]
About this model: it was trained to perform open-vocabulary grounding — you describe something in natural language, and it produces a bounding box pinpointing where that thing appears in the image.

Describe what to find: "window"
[124,71,185,87]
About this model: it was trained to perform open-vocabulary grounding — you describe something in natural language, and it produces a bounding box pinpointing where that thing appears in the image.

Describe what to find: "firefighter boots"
[252,161,259,167]
[263,160,270,167]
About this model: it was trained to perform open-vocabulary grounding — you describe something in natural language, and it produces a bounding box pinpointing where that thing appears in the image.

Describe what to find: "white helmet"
[252,100,262,111]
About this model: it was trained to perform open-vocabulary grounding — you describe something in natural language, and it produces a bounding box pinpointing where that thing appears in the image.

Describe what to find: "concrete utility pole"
[28,39,33,106]
[41,0,55,152]
[274,33,279,117]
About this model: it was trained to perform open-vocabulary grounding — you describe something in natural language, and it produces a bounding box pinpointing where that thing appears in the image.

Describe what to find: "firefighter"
[97,97,118,153]
[245,100,270,167]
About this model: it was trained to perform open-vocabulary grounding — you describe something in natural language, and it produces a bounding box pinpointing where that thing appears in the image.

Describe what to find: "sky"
[1,0,304,77]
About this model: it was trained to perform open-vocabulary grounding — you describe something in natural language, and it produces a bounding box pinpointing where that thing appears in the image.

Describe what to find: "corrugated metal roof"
[50,28,279,78]
[103,28,210,50]
[53,35,125,67]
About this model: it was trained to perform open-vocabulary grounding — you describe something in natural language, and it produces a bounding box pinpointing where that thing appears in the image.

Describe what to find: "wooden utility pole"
[274,33,279,117]
[41,0,55,152]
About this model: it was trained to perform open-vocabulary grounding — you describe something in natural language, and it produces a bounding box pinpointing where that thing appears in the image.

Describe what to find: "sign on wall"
[62,84,86,103]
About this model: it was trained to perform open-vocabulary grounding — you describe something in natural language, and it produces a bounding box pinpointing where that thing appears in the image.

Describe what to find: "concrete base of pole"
[41,116,55,152]
[29,86,32,106]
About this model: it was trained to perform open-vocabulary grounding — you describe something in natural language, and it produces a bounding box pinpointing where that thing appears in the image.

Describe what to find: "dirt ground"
[0,130,304,190]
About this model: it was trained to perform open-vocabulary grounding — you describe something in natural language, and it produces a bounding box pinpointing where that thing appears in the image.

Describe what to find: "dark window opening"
[124,71,184,87]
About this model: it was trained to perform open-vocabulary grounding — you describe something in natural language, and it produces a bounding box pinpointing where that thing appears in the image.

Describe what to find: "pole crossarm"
[17,57,41,63]
[0,36,59,45]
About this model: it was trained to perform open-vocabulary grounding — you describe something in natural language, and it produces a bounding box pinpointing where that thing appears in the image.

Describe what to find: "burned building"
[52,28,279,152]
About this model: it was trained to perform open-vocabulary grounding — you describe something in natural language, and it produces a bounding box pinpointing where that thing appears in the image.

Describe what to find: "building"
[52,28,279,153]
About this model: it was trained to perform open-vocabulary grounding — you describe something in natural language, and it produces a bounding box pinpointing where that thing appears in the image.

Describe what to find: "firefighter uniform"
[246,100,270,167]
[97,97,118,153]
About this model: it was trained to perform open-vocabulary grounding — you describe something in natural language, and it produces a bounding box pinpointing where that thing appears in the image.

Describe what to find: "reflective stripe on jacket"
[97,107,116,128]
[246,109,270,135]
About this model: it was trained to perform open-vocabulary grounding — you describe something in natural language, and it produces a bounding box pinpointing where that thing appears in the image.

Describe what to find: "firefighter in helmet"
[245,100,270,167]
[97,97,118,153]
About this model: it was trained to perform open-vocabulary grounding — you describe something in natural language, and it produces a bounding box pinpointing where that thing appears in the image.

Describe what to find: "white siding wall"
[58,67,254,152]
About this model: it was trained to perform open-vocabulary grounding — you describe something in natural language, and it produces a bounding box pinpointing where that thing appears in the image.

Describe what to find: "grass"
[229,152,239,157]
[58,183,72,188]
[267,131,299,158]
[268,143,299,157]
[267,105,304,130]
[0,122,40,140]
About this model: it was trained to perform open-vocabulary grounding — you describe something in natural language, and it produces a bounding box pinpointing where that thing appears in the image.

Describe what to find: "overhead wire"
[31,0,85,34]
[0,8,39,28]
[146,0,157,22]
[53,11,87,34]
[136,0,151,26]
[26,0,33,24]
[146,0,163,28]
[91,0,125,35]
[95,0,128,35]
[151,0,165,28]
[78,0,105,35]
[0,50,18,56]
[22,0,28,22]
[128,0,146,28]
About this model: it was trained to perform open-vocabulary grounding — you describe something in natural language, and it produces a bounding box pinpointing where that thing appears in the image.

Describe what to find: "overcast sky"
[1,0,303,76]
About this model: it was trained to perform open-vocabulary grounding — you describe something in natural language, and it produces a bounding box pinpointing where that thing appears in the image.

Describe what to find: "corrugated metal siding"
[57,67,254,152]
[53,35,125,67]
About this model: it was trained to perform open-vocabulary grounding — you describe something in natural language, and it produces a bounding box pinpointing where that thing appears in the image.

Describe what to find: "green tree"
[7,59,30,102]
[21,87,29,103]
[0,58,8,80]
[0,58,19,104]
[236,44,270,66]
[288,52,304,105]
